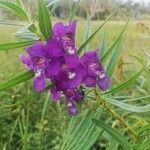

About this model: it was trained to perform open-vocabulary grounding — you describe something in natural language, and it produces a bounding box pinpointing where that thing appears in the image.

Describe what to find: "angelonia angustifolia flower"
[20,21,110,116]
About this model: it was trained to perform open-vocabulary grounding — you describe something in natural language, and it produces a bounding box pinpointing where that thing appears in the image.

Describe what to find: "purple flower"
[50,87,84,116]
[54,63,86,91]
[50,82,84,116]
[64,89,84,103]
[53,21,76,48]
[20,42,47,91]
[50,87,61,102]
[65,47,79,68]
[81,50,110,91]
[46,38,64,57]
[65,89,84,115]
[45,57,63,77]
[67,100,78,116]
[20,20,111,116]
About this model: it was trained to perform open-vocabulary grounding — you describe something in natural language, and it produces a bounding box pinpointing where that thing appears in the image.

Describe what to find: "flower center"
[66,33,72,39]
[67,101,72,107]
[33,57,46,67]
[67,47,75,55]
[95,71,105,79]
[62,35,71,41]
[89,63,99,73]
[35,69,42,78]
[68,72,76,79]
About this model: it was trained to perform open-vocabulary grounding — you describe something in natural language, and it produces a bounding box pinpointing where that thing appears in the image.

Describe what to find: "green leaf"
[0,71,34,92]
[82,10,92,52]
[0,1,28,21]
[106,38,122,76]
[49,2,58,16]
[16,0,24,9]
[28,24,37,33]
[68,0,82,22]
[0,19,23,26]
[136,139,150,150]
[47,0,59,8]
[61,109,103,150]
[93,119,132,150]
[38,0,52,40]
[102,67,144,95]
[107,98,150,112]
[101,18,130,63]
[99,30,108,59]
[14,24,38,40]
[0,40,35,51]
[78,11,115,55]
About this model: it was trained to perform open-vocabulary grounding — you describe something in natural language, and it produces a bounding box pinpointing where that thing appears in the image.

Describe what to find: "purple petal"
[83,75,96,87]
[46,38,64,57]
[65,54,79,68]
[20,55,33,69]
[27,42,45,57]
[67,101,78,116]
[68,106,78,116]
[53,21,77,38]
[81,51,99,66]
[45,58,61,76]
[53,22,65,37]
[50,87,61,102]
[57,81,70,91]
[68,71,82,89]
[33,76,45,91]
[77,63,88,79]
[75,90,84,103]
[97,76,110,91]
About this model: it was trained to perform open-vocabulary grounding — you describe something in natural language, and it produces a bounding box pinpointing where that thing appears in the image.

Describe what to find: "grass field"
[0,19,150,149]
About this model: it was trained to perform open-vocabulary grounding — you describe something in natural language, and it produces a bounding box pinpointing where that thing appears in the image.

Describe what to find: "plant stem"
[94,88,138,141]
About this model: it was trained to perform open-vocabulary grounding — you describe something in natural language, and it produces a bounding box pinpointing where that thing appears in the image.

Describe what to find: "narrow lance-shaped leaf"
[61,109,103,150]
[33,0,59,22]
[49,2,58,16]
[38,0,52,40]
[0,40,35,51]
[68,0,82,22]
[83,10,92,52]
[99,30,108,59]
[0,19,23,26]
[102,67,144,95]
[101,18,130,63]
[78,11,115,55]
[47,0,60,8]
[106,38,122,76]
[0,71,34,92]
[93,119,132,150]
[16,0,24,10]
[0,1,28,21]
[107,98,150,113]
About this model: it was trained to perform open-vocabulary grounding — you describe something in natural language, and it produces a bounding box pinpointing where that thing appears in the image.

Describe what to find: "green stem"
[94,88,138,141]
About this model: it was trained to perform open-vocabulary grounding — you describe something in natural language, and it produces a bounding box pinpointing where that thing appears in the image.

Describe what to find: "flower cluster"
[20,21,110,115]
